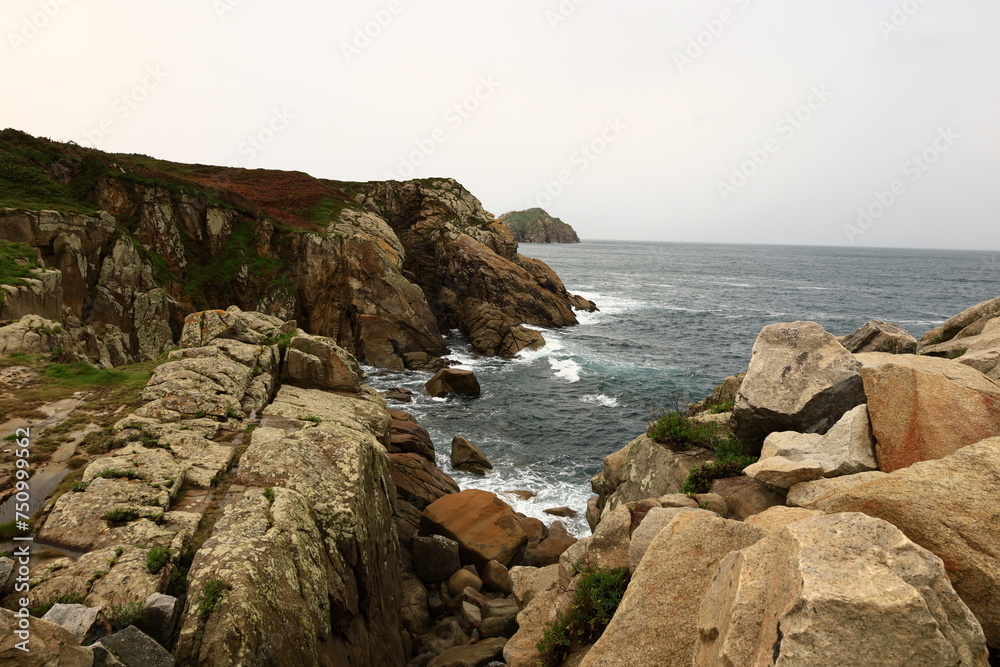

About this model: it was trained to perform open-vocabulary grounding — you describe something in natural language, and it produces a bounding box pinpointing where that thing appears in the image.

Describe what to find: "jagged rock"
[0,608,94,665]
[413,535,462,583]
[178,307,287,348]
[557,505,630,575]
[498,208,581,244]
[510,564,560,608]
[504,580,577,667]
[922,318,1000,381]
[583,512,765,667]
[627,507,709,573]
[0,267,63,321]
[96,625,175,667]
[390,413,436,461]
[858,353,1000,472]
[481,560,513,595]
[708,477,786,521]
[825,438,1000,649]
[524,520,578,567]
[413,618,470,662]
[786,470,888,510]
[283,333,364,393]
[142,593,180,649]
[42,604,109,645]
[841,319,918,354]
[480,598,520,639]
[450,436,494,475]
[590,435,714,520]
[461,300,546,358]
[759,405,877,478]
[921,295,1000,345]
[688,373,745,415]
[422,490,528,568]
[391,453,461,509]
[693,513,989,666]
[0,314,71,357]
[427,637,506,667]
[426,369,482,398]
[401,572,432,637]
[731,321,866,453]
[383,387,414,402]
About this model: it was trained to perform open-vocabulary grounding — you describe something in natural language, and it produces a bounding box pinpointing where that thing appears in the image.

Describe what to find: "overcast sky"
[3,1,999,250]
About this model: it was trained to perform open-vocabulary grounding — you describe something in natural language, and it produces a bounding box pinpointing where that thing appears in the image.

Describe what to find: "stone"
[510,564,561,608]
[590,435,714,519]
[480,598,520,639]
[42,603,109,645]
[585,496,601,532]
[413,618,469,660]
[448,569,484,597]
[558,505,630,575]
[98,625,176,667]
[401,571,432,636]
[658,493,700,509]
[627,507,709,573]
[428,637,506,667]
[731,321,866,453]
[693,493,728,516]
[709,476,786,521]
[582,512,765,667]
[742,456,825,489]
[458,602,482,633]
[921,295,1000,345]
[824,438,1000,649]
[390,417,436,462]
[786,470,888,510]
[524,521,578,567]
[426,369,482,398]
[422,490,528,568]
[391,453,461,509]
[759,405,878,478]
[384,387,414,402]
[504,489,536,501]
[693,513,989,666]
[922,318,1000,381]
[413,535,462,583]
[858,352,1000,472]
[481,560,513,595]
[504,583,576,667]
[282,333,364,393]
[450,436,494,475]
[543,506,577,518]
[518,516,546,545]
[743,505,823,533]
[0,608,94,666]
[0,558,13,596]
[841,319,918,354]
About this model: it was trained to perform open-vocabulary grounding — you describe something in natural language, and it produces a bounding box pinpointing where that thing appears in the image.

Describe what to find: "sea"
[365,241,1000,536]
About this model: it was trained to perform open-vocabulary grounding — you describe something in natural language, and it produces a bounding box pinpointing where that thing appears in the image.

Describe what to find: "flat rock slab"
[422,490,527,568]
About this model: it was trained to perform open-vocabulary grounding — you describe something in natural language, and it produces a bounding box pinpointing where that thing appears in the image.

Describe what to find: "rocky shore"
[498,209,581,244]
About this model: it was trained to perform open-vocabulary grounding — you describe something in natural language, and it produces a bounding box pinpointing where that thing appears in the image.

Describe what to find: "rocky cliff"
[498,209,581,244]
[0,130,594,370]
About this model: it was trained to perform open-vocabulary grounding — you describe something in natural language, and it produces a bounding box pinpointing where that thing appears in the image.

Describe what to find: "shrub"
[107,601,149,632]
[96,469,142,481]
[198,580,231,622]
[103,508,140,524]
[262,487,275,503]
[710,400,735,414]
[647,411,719,448]
[535,567,630,666]
[66,456,86,470]
[682,460,750,494]
[146,546,172,574]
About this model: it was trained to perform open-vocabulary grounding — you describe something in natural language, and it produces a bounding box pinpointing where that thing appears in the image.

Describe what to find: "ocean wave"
[550,357,582,383]
[581,394,620,408]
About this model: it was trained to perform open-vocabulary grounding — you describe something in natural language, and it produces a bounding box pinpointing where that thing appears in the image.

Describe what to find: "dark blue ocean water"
[367,241,1000,535]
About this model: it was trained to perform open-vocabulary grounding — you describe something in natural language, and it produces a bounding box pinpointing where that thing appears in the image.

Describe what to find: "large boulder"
[693,513,989,666]
[841,319,918,354]
[426,369,482,398]
[922,317,1000,382]
[857,353,1000,472]
[582,512,765,667]
[389,411,435,461]
[96,625,175,667]
[786,470,888,510]
[742,456,824,489]
[708,477,786,521]
[0,608,94,666]
[450,436,494,475]
[731,321,866,454]
[824,438,1000,650]
[282,333,364,393]
[41,604,109,645]
[421,490,528,568]
[921,295,1000,345]
[390,453,460,509]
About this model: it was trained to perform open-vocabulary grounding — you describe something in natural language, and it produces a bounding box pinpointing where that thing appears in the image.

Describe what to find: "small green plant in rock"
[96,468,142,481]
[29,594,84,618]
[710,400,735,414]
[297,414,322,425]
[262,487,275,503]
[198,579,231,622]
[103,508,140,524]
[647,411,719,448]
[107,601,149,632]
[146,546,172,574]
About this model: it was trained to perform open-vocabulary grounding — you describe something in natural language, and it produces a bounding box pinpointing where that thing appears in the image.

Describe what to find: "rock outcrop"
[498,208,582,244]
[921,296,1000,347]
[841,319,918,354]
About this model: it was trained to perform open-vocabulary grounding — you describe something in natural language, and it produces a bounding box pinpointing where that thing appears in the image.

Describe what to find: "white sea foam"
[549,357,582,383]
[581,394,620,408]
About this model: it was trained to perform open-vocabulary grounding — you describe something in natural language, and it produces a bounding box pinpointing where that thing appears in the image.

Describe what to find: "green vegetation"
[43,362,130,387]
[96,469,142,481]
[0,520,30,540]
[647,411,721,448]
[262,487,275,503]
[197,579,232,622]
[297,414,322,425]
[648,411,756,495]
[29,593,85,618]
[107,601,149,632]
[102,508,141,524]
[710,400,735,414]
[536,567,630,667]
[146,546,172,574]
[0,240,38,302]
[0,130,101,214]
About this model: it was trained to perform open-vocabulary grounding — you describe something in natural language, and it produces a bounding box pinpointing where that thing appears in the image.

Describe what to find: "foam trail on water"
[550,357,582,383]
[581,394,619,408]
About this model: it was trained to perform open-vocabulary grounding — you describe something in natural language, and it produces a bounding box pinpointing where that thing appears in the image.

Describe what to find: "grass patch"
[146,546,172,575]
[536,567,630,667]
[43,363,129,387]
[107,601,149,632]
[0,520,31,540]
[197,579,231,622]
[0,240,37,303]
[710,400,735,414]
[647,411,720,448]
[262,487,275,503]
[29,593,85,618]
[103,508,140,524]
[95,468,141,481]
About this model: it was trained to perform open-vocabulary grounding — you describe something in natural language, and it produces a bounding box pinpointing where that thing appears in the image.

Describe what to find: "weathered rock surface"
[841,319,918,354]
[41,604,109,645]
[626,507,709,573]
[427,637,507,667]
[922,317,1000,381]
[450,436,494,475]
[742,456,825,489]
[693,512,989,666]
[426,369,482,398]
[389,410,436,461]
[858,352,1000,472]
[743,505,823,533]
[498,208,581,244]
[282,332,364,393]
[583,512,765,667]
[824,438,1000,649]
[786,470,888,510]
[0,608,94,666]
[390,453,460,509]
[759,404,877,479]
[413,535,462,583]
[708,476,786,521]
[421,490,528,568]
[524,520,578,567]
[97,625,175,667]
[921,295,1000,346]
[731,321,866,453]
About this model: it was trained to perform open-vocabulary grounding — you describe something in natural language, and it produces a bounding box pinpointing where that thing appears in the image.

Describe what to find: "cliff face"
[498,208,581,244]
[0,130,592,369]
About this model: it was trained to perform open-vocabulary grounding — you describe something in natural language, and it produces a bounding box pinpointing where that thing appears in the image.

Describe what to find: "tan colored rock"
[504,582,576,667]
[390,453,460,509]
[731,321,866,453]
[693,513,988,666]
[0,608,94,666]
[743,505,823,533]
[709,477,786,521]
[422,490,528,568]
[921,295,1000,345]
[283,333,363,393]
[481,560,513,595]
[450,435,493,475]
[743,456,824,489]
[510,564,561,608]
[428,637,506,667]
[842,319,918,354]
[824,438,1000,649]
[922,317,1000,381]
[760,404,877,478]
[524,520,577,567]
[389,414,435,461]
[627,507,710,573]
[658,493,700,508]
[582,512,765,667]
[786,470,888,510]
[558,505,631,576]
[426,368,482,397]
[858,353,1000,472]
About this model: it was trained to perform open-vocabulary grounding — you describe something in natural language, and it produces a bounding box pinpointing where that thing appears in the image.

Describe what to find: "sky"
[2,1,999,250]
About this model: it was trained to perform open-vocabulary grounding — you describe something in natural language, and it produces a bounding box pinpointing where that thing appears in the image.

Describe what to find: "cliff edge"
[498,208,581,244]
